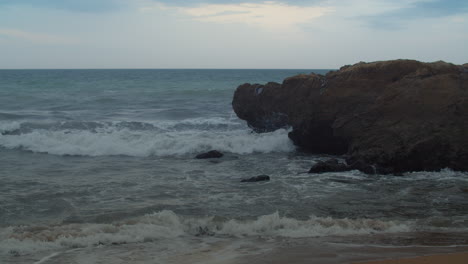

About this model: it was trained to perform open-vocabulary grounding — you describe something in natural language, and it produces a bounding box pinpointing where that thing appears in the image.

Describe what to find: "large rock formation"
[232,60,468,173]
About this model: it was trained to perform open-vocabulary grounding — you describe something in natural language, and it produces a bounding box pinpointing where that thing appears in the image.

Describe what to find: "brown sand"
[355,252,468,264]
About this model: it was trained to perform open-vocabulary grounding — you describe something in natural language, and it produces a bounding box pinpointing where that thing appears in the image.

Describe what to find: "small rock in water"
[195,150,223,159]
[348,160,376,175]
[308,159,349,173]
[196,226,214,236]
[241,175,270,182]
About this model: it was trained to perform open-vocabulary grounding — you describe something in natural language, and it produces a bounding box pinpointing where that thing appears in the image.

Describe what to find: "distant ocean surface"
[1,69,467,263]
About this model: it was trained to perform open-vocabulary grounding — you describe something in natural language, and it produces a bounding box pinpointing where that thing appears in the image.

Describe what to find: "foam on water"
[0,119,294,156]
[152,117,240,128]
[403,169,468,182]
[0,121,21,134]
[218,212,411,238]
[0,211,412,257]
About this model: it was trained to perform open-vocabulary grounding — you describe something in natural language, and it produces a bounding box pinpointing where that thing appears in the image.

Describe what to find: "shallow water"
[1,69,467,263]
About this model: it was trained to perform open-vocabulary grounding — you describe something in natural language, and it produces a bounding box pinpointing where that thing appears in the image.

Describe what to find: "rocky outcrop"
[232,60,468,173]
[308,158,378,174]
[308,159,349,173]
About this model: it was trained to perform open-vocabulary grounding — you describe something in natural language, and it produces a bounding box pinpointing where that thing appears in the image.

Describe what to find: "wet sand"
[232,234,468,264]
[12,233,468,264]
[356,251,468,264]
[240,245,468,264]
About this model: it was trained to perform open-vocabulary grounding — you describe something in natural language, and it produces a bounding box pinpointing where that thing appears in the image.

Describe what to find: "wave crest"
[0,120,294,156]
[0,121,21,134]
[0,211,411,256]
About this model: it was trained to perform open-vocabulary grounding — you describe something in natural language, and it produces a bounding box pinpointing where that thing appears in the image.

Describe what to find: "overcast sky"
[0,0,467,69]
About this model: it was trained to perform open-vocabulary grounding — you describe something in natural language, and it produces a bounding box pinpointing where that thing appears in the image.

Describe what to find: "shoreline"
[355,251,468,264]
[241,246,468,264]
[231,235,468,264]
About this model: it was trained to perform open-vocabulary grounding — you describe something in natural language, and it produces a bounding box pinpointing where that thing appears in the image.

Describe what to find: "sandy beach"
[241,247,468,264]
[224,233,468,264]
[356,251,468,264]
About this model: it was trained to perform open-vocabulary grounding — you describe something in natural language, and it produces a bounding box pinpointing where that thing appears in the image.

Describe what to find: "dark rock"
[232,60,468,173]
[308,158,380,175]
[195,150,223,159]
[375,166,396,175]
[348,160,376,175]
[308,159,349,173]
[232,82,289,132]
[241,175,270,182]
[196,226,214,236]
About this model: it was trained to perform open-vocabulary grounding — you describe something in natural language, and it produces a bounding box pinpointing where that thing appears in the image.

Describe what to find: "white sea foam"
[403,169,468,182]
[217,212,411,238]
[0,121,21,133]
[0,211,412,256]
[152,117,240,128]
[0,123,294,156]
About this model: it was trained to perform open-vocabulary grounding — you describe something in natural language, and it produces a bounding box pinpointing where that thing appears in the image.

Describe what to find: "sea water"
[0,69,467,263]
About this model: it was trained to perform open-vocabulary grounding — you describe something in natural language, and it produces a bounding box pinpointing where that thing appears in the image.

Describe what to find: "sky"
[0,0,467,69]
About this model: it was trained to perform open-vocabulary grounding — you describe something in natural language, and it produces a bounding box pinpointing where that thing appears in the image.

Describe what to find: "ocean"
[0,69,467,264]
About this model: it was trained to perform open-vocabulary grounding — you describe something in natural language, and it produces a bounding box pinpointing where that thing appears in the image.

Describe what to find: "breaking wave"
[0,121,21,134]
[0,119,294,156]
[0,211,412,256]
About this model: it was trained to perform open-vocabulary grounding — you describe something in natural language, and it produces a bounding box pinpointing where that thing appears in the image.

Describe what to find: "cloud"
[361,0,468,29]
[153,0,326,5]
[409,0,468,17]
[0,28,77,44]
[149,1,333,30]
[0,0,125,12]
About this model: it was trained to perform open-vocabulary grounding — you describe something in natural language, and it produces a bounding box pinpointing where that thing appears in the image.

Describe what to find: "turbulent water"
[1,69,467,264]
